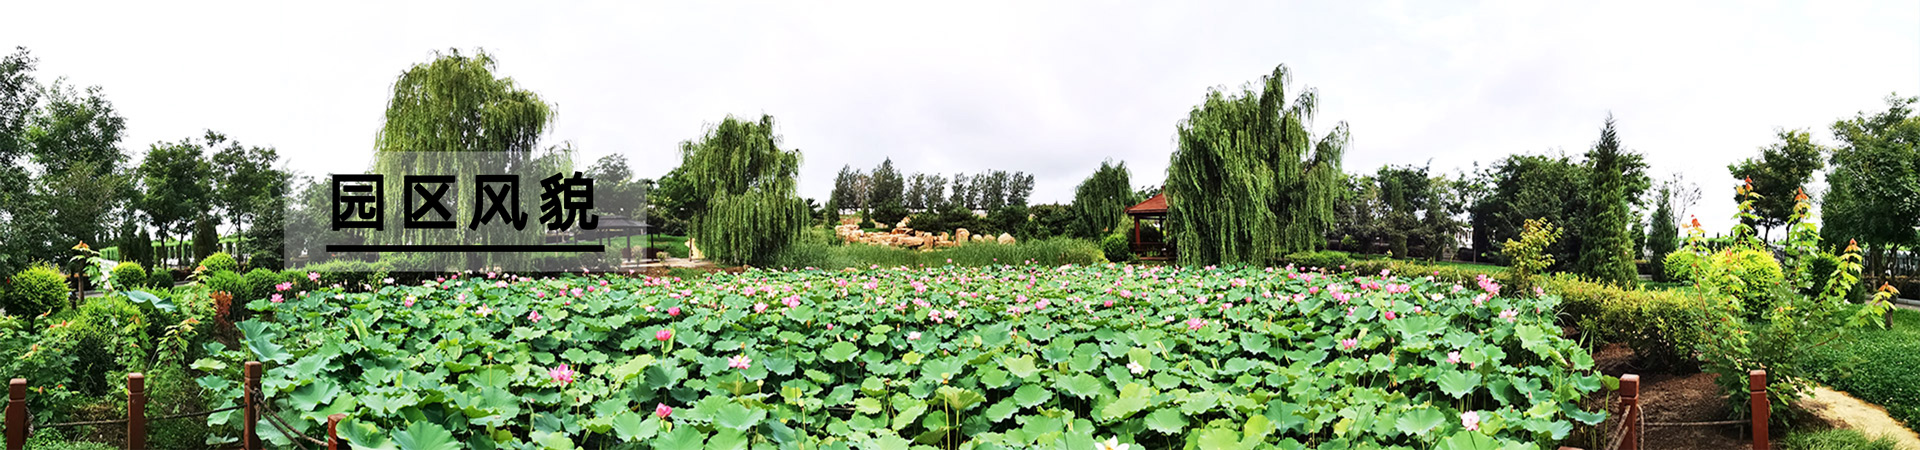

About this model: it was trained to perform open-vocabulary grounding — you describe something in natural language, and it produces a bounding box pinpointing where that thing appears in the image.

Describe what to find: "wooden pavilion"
[1124,192,1174,261]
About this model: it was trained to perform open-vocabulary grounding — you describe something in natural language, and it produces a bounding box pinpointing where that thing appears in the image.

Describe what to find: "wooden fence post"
[326,413,345,450]
[128,373,146,450]
[244,362,262,450]
[1621,374,1639,450]
[6,379,25,450]
[1751,370,1769,450]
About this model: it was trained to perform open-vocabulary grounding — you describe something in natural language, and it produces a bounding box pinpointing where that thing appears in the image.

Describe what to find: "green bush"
[198,251,237,273]
[1100,233,1132,263]
[1548,274,1731,372]
[147,269,176,289]
[1662,250,1705,282]
[203,270,244,297]
[54,295,150,397]
[1700,248,1785,314]
[241,268,280,303]
[1804,252,1840,296]
[294,259,393,289]
[6,264,70,318]
[110,261,148,290]
[1344,259,1501,287]
[145,364,210,450]
[1282,250,1352,269]
[22,429,119,450]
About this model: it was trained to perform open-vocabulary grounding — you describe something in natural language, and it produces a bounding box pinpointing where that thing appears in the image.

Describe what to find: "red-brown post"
[1620,374,1640,450]
[244,362,262,450]
[128,373,147,450]
[1751,370,1769,450]
[326,413,346,450]
[6,379,26,450]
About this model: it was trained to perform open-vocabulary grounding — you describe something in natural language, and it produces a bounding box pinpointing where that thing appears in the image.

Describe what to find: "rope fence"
[1562,370,1772,450]
[3,361,349,450]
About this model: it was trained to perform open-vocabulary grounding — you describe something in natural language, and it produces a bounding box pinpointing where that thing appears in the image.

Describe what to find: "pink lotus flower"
[1446,351,1461,364]
[403,296,416,308]
[654,403,672,418]
[548,364,577,385]
[1499,309,1518,322]
[727,354,752,370]
[308,272,320,282]
[1340,338,1358,351]
[907,331,922,340]
[1383,311,1397,320]
[1185,318,1206,330]
[270,294,284,303]
[477,305,493,316]
[528,310,542,322]
[1102,299,1113,307]
[667,307,681,317]
[275,282,293,292]
[1461,411,1480,431]
[656,329,673,341]
[644,305,656,312]
[754,302,768,313]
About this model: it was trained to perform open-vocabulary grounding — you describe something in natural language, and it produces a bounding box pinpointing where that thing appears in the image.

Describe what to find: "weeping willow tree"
[680,114,807,266]
[1069,159,1133,238]
[1165,64,1349,265]
[365,49,561,271]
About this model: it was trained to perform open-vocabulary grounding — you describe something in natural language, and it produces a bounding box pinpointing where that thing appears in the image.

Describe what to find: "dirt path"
[1803,386,1920,450]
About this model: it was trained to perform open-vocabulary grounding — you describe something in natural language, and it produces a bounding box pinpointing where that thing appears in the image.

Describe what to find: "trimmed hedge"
[110,262,148,290]
[198,252,237,273]
[1281,250,1353,270]
[770,237,1106,270]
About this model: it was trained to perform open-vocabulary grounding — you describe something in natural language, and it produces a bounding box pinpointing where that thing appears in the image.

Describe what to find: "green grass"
[561,234,689,258]
[1778,429,1902,450]
[1801,307,1920,427]
[769,236,1106,270]
[1348,254,1508,273]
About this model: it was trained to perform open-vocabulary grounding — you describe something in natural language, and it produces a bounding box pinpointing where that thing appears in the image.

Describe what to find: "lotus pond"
[197,264,1609,450]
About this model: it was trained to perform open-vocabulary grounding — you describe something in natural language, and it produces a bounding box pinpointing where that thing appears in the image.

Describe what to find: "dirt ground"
[1590,342,1920,450]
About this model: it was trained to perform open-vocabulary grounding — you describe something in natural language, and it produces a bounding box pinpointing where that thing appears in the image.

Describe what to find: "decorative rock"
[896,217,911,229]
[997,233,1015,245]
[686,238,703,260]
[955,228,970,243]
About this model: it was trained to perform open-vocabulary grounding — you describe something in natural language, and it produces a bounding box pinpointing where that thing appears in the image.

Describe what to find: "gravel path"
[1804,386,1920,450]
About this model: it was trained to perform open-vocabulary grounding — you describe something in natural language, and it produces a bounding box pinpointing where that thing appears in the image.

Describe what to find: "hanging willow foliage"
[1165,64,1349,265]
[1069,159,1133,238]
[681,114,807,266]
[367,49,559,271]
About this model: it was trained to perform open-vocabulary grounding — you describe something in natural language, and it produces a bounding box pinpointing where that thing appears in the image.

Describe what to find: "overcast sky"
[4,1,1915,232]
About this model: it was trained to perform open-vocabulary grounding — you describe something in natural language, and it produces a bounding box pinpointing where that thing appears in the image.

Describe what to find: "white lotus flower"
[1094,437,1131,450]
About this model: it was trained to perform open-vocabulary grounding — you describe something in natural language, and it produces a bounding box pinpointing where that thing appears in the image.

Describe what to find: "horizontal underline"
[325,244,607,253]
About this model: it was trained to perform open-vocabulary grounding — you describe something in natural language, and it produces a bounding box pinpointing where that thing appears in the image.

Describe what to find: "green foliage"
[1069,160,1133,239]
[1550,275,1728,372]
[146,364,211,450]
[1281,250,1351,270]
[111,261,147,290]
[1729,129,1826,238]
[147,269,175,289]
[1100,233,1132,264]
[1802,308,1920,428]
[139,136,213,264]
[868,158,907,225]
[217,263,1603,449]
[1646,187,1680,281]
[1702,247,1785,314]
[680,115,808,266]
[21,430,118,450]
[1166,64,1347,265]
[203,270,244,298]
[1821,95,1920,273]
[1779,429,1901,450]
[56,295,150,397]
[1661,250,1703,283]
[772,237,1106,270]
[241,268,279,303]
[1499,218,1560,298]
[198,251,236,273]
[908,206,987,235]
[7,263,69,318]
[1574,116,1641,287]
